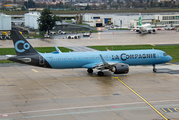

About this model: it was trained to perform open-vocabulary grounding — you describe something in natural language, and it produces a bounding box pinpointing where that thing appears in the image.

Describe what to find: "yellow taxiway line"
[113,77,168,120]
[161,108,167,113]
[31,69,39,73]
[165,63,175,65]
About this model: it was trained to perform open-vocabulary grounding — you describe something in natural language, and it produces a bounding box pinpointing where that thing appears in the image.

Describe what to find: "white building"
[0,13,11,30]
[74,2,102,6]
[24,12,40,29]
[61,0,71,4]
[130,14,179,28]
[83,13,155,28]
[83,12,179,28]
[155,14,179,27]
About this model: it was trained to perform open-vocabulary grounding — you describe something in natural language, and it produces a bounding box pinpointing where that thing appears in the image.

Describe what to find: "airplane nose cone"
[168,55,172,62]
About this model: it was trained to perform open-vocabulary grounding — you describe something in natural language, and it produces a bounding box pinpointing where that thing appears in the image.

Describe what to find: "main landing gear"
[153,65,157,73]
[87,68,104,76]
[97,71,104,76]
[87,68,93,73]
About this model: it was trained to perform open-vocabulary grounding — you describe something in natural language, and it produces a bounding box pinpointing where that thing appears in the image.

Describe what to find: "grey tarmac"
[0,30,179,49]
[0,63,179,120]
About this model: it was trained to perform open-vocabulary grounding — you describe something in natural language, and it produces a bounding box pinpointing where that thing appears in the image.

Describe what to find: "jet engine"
[136,30,140,32]
[152,29,156,33]
[110,64,129,74]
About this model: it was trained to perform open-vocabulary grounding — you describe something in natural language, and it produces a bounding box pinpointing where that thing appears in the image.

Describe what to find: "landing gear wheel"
[153,65,157,73]
[97,71,104,76]
[153,68,157,73]
[87,68,93,73]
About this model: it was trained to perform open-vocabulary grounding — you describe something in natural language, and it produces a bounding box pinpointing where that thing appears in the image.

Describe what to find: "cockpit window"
[163,53,167,56]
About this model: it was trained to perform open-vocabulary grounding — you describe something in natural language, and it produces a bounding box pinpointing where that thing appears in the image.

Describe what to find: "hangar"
[82,12,179,28]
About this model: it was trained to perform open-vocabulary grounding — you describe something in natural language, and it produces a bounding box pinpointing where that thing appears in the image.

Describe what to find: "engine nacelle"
[152,29,156,33]
[111,64,129,74]
[136,30,140,32]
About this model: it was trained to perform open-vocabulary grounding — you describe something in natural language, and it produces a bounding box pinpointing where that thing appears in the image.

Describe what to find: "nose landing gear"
[153,65,157,73]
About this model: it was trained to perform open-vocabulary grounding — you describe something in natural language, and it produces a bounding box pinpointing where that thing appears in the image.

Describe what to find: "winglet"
[99,54,112,69]
[54,45,62,53]
[99,54,108,64]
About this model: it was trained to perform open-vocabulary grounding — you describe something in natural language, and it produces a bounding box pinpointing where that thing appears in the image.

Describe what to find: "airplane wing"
[82,54,121,70]
[82,61,119,70]
[93,62,119,70]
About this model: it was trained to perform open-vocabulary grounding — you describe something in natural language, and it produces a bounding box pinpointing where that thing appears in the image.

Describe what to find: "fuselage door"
[156,52,160,60]
[39,56,45,65]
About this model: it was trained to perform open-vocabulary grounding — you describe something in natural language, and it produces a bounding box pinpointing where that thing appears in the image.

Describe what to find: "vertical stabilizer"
[139,16,142,26]
[11,30,38,56]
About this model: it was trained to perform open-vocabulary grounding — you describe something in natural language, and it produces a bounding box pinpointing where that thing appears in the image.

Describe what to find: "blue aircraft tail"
[11,30,38,56]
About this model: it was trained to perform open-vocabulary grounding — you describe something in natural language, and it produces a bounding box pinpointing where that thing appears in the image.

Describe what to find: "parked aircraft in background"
[7,30,172,76]
[134,16,157,34]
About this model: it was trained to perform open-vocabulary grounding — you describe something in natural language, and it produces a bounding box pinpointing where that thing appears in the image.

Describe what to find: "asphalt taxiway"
[0,30,179,49]
[0,63,179,120]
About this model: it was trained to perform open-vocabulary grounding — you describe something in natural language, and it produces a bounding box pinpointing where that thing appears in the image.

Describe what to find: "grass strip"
[0,47,72,63]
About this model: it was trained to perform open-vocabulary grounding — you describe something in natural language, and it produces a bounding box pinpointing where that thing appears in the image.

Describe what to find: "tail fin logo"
[15,40,30,53]
[139,16,142,26]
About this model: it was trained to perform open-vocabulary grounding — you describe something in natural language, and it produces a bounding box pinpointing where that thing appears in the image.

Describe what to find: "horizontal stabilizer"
[19,58,31,63]
[6,55,16,57]
[0,55,11,60]
[5,55,17,61]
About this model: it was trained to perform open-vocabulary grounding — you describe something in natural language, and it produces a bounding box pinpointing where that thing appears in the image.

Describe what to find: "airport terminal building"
[1,12,179,31]
[82,12,179,28]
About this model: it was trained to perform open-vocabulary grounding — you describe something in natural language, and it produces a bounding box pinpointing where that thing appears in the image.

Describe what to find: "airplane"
[7,30,172,76]
[135,16,157,34]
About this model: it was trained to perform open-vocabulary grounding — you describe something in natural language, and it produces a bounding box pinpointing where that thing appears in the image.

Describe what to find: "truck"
[0,31,11,40]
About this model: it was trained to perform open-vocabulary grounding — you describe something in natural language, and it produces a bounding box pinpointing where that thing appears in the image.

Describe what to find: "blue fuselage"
[39,49,172,69]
